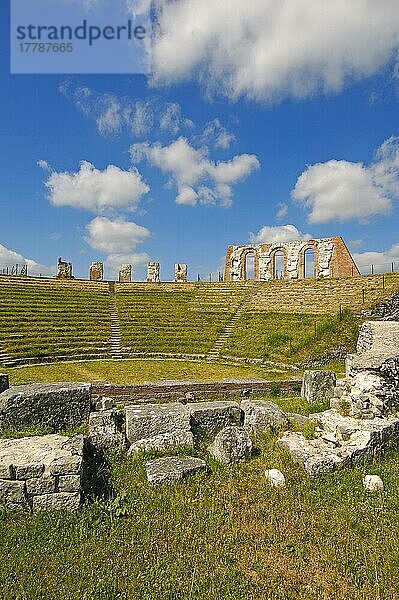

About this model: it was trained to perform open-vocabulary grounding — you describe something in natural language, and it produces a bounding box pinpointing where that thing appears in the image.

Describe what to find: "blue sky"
[1,0,399,280]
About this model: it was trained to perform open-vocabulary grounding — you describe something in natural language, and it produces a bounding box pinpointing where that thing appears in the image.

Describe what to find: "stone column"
[56,257,73,279]
[89,261,103,281]
[174,264,187,283]
[147,262,160,283]
[119,264,132,283]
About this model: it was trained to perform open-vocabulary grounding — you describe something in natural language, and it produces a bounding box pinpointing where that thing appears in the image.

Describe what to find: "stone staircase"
[207,282,263,361]
[109,282,123,360]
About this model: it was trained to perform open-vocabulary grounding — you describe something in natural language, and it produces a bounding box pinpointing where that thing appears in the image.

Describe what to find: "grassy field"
[1,421,398,599]
[0,358,300,387]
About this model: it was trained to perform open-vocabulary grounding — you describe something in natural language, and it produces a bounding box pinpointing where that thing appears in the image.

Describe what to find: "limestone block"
[0,382,91,430]
[363,475,384,491]
[58,475,81,493]
[147,262,160,283]
[146,456,207,485]
[33,492,80,511]
[287,413,309,426]
[94,396,114,411]
[265,469,286,488]
[119,264,132,283]
[89,261,103,281]
[188,401,242,438]
[125,403,191,444]
[88,409,125,450]
[0,479,28,509]
[128,431,194,454]
[26,476,56,496]
[0,375,9,394]
[49,455,82,476]
[15,463,44,480]
[241,400,289,433]
[301,370,336,404]
[0,463,14,479]
[208,426,252,464]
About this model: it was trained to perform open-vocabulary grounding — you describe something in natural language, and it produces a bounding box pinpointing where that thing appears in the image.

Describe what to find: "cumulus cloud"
[353,243,399,274]
[130,137,259,207]
[85,216,151,277]
[292,137,399,223]
[39,160,149,212]
[60,83,193,138]
[249,224,312,244]
[85,216,150,254]
[150,0,399,102]
[0,243,55,277]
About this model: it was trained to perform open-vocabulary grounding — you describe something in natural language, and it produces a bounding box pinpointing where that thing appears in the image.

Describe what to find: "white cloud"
[249,224,312,244]
[353,243,399,273]
[0,243,55,277]
[39,160,149,212]
[85,216,150,254]
[292,137,399,223]
[276,203,288,219]
[60,83,193,138]
[151,0,399,102]
[199,119,236,149]
[85,216,151,277]
[130,137,259,207]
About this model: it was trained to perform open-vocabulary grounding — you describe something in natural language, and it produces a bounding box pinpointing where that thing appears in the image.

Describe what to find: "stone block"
[94,396,114,411]
[0,382,91,430]
[88,409,125,450]
[208,426,252,464]
[0,375,9,394]
[265,469,286,488]
[363,474,384,491]
[241,400,289,433]
[287,413,309,426]
[125,403,191,445]
[26,476,56,496]
[0,463,14,479]
[33,492,80,511]
[49,455,82,476]
[301,370,336,404]
[15,463,44,480]
[188,401,242,438]
[58,475,81,493]
[145,456,207,485]
[128,431,194,454]
[0,479,27,509]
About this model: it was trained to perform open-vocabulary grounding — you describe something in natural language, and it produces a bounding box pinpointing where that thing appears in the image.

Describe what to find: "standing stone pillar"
[56,257,73,279]
[119,264,132,283]
[89,261,103,281]
[175,264,187,283]
[147,262,160,283]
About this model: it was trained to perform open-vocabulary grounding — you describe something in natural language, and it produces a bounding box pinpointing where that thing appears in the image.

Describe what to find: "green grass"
[1,432,399,599]
[1,358,297,387]
[223,309,359,364]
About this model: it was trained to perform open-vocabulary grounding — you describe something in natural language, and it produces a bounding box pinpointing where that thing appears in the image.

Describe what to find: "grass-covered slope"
[0,277,112,363]
[115,282,254,354]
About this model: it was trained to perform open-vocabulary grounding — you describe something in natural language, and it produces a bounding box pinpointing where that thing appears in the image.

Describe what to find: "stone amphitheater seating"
[0,273,398,365]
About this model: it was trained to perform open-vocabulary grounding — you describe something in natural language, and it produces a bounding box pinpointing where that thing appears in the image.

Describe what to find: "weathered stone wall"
[91,378,302,404]
[224,236,360,282]
[89,261,103,281]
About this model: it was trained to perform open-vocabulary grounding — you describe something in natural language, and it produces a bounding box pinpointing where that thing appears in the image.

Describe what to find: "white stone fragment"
[265,469,286,488]
[363,474,384,491]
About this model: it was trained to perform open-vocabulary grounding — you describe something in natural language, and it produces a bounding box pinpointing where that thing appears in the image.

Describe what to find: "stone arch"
[271,248,286,279]
[239,247,260,280]
[303,247,316,279]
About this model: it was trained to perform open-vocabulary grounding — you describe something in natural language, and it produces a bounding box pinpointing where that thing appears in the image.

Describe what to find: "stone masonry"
[174,264,188,283]
[0,434,84,511]
[147,262,160,283]
[224,236,359,281]
[56,257,73,279]
[89,261,103,281]
[119,264,132,283]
